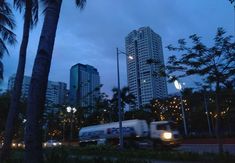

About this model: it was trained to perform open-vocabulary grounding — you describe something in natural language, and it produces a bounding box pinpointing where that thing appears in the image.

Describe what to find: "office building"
[8,75,67,105]
[125,27,168,109]
[69,63,100,107]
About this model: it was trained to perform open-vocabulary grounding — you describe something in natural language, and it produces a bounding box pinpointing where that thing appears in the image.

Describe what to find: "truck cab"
[150,121,181,147]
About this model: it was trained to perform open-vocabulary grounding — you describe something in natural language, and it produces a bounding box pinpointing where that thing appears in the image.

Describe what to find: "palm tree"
[111,86,136,121]
[24,0,86,162]
[0,0,39,161]
[111,86,136,108]
[0,0,16,80]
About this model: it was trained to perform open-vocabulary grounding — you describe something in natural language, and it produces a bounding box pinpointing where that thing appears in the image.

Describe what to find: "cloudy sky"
[1,0,234,96]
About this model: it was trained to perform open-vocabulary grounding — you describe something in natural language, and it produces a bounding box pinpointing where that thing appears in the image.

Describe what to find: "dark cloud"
[1,0,233,95]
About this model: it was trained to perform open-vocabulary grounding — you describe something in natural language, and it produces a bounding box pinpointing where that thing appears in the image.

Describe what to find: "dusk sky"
[1,0,234,96]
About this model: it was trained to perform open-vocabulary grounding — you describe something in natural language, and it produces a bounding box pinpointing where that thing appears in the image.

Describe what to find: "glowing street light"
[22,119,27,123]
[66,106,72,113]
[128,55,134,60]
[174,80,182,90]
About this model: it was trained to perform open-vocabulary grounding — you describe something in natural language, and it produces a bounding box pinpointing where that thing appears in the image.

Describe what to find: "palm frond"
[0,0,16,80]
[31,0,39,27]
[0,25,17,45]
[0,60,3,80]
[0,38,9,57]
[14,0,39,28]
[75,0,86,9]
[13,0,25,12]
[0,2,16,29]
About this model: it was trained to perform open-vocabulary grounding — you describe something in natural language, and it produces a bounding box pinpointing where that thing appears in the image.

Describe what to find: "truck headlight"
[12,143,16,147]
[162,132,172,140]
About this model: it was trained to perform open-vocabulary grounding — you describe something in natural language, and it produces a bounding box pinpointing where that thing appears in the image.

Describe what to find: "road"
[177,144,235,154]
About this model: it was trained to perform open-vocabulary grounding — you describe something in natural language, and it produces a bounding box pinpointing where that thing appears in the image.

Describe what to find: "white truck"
[78,119,182,148]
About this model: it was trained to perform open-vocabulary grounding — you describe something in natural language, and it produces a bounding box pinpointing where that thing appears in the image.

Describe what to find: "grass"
[4,145,235,163]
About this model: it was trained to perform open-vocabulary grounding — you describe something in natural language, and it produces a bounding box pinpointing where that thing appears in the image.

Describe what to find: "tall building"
[125,27,168,109]
[8,75,67,105]
[69,63,100,107]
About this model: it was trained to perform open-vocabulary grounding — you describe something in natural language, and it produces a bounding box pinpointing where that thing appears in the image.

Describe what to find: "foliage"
[165,28,235,87]
[5,147,235,163]
[0,92,27,140]
[110,86,136,121]
[146,88,235,136]
[147,28,235,152]
[124,109,154,123]
[0,0,16,80]
[0,92,10,134]
[229,0,235,5]
[13,0,39,28]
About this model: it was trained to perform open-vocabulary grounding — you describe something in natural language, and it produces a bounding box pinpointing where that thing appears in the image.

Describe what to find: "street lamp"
[22,119,27,123]
[116,48,133,149]
[66,106,77,141]
[173,79,188,136]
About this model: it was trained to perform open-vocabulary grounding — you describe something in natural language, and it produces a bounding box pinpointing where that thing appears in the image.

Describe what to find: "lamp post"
[66,106,77,141]
[116,48,133,149]
[62,119,66,142]
[174,80,188,136]
[203,89,212,136]
[22,119,27,138]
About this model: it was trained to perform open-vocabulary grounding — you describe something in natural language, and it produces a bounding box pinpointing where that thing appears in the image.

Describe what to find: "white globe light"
[72,107,77,113]
[174,80,182,90]
[66,106,72,113]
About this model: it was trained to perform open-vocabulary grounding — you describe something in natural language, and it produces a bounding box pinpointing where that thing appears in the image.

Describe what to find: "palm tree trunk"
[0,1,32,161]
[215,81,223,154]
[24,1,62,163]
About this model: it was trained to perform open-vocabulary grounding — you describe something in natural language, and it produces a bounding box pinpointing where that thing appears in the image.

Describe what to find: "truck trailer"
[79,119,181,148]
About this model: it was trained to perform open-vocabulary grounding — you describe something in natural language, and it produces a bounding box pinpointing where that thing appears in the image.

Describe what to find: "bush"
[4,146,235,163]
[44,147,69,163]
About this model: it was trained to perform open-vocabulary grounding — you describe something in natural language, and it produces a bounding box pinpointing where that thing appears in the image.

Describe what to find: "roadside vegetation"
[3,146,235,163]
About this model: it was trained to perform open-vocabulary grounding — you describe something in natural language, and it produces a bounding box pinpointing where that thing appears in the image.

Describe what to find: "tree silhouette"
[165,28,235,153]
[1,0,39,161]
[111,86,136,121]
[0,1,16,80]
[24,1,86,162]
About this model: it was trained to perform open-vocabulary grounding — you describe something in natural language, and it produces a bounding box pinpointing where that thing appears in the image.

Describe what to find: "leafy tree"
[110,86,135,121]
[149,96,187,125]
[124,109,154,123]
[229,0,235,6]
[92,92,111,124]
[0,92,27,141]
[0,92,11,135]
[57,105,90,141]
[164,28,235,153]
[84,92,114,125]
[42,110,61,141]
[24,0,86,162]
[0,0,16,80]
[1,0,39,160]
